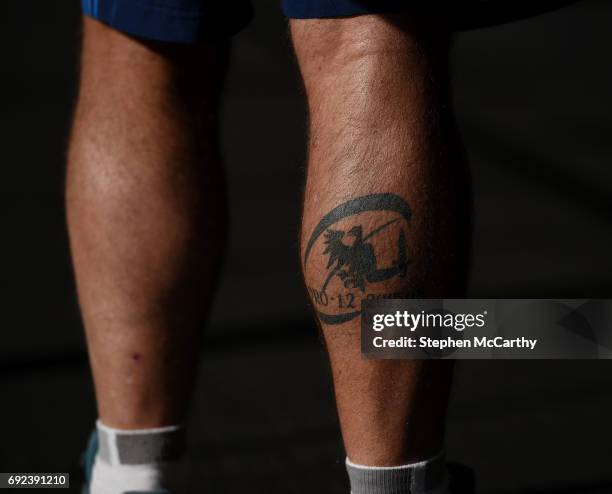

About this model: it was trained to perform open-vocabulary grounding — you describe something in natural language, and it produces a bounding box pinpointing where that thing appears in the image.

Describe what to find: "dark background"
[2,1,612,492]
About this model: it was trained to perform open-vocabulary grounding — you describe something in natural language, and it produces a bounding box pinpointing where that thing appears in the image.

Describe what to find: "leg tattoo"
[304,193,419,325]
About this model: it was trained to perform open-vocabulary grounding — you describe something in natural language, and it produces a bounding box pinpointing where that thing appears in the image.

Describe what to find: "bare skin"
[293,14,470,466]
[68,11,467,471]
[67,18,227,429]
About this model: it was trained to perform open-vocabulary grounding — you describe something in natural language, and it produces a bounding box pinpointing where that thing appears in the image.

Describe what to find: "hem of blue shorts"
[281,0,410,19]
[82,0,253,43]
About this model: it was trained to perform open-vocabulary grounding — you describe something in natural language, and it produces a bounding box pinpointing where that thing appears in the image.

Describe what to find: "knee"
[78,17,227,113]
[290,14,449,91]
[291,16,393,87]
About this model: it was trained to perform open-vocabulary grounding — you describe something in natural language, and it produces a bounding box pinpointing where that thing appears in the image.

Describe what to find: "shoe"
[81,431,97,494]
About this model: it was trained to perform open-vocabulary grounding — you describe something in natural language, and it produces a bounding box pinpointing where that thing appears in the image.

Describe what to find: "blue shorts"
[81,0,412,43]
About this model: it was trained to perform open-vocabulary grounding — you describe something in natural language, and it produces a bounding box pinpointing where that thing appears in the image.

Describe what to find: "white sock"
[346,451,450,494]
[90,421,187,494]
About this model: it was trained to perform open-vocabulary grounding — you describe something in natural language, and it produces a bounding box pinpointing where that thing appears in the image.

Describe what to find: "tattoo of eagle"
[321,219,409,293]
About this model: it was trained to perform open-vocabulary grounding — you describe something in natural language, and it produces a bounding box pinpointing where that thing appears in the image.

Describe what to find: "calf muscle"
[293,14,469,465]
[67,18,227,428]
